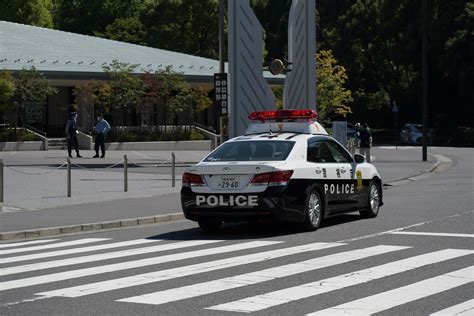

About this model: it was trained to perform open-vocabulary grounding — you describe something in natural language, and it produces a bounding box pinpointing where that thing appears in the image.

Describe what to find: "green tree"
[142,0,220,58]
[54,0,147,36]
[252,0,292,62]
[103,60,145,127]
[0,0,54,28]
[316,50,353,122]
[0,70,16,105]
[74,80,112,130]
[10,67,57,128]
[95,17,147,45]
[153,67,193,127]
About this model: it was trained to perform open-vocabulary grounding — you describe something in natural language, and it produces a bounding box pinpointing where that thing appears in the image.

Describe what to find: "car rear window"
[204,141,295,162]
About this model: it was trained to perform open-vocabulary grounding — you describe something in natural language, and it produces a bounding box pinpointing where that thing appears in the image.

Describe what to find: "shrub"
[0,128,40,142]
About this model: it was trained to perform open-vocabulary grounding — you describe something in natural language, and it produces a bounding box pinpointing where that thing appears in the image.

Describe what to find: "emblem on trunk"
[223,167,231,172]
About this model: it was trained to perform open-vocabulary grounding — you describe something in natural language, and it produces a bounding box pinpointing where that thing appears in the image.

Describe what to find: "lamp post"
[422,0,428,161]
[392,101,399,149]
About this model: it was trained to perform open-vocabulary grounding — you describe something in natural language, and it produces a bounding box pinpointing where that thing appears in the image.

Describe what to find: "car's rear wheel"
[303,189,322,231]
[198,220,222,232]
[360,180,380,218]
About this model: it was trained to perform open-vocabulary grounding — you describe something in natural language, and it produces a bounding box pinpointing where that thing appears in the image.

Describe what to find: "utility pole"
[422,0,428,161]
[218,0,227,145]
[219,0,225,74]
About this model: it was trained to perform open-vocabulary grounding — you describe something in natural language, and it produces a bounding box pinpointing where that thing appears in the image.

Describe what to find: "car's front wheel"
[360,180,380,218]
[303,189,323,231]
[198,220,222,233]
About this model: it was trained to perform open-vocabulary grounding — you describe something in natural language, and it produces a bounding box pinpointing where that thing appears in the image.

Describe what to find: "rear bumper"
[180,186,305,223]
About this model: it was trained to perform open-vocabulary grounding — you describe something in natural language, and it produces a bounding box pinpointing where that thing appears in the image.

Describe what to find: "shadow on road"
[146,213,365,240]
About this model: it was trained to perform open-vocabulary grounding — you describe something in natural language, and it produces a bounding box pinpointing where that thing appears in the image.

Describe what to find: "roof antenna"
[269,123,273,135]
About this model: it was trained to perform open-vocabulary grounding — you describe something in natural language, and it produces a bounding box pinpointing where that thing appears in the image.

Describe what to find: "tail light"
[250,170,293,186]
[182,172,205,187]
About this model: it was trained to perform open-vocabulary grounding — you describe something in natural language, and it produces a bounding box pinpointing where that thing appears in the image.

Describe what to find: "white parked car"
[181,109,383,232]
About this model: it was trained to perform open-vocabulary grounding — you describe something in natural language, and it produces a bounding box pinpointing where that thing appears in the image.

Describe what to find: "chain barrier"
[4,162,68,176]
[3,153,179,200]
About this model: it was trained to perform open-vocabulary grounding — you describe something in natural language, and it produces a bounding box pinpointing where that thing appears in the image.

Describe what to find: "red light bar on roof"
[248,109,318,121]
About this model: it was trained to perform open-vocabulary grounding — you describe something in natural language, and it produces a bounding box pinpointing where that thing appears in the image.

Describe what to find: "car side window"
[326,140,353,163]
[307,139,336,163]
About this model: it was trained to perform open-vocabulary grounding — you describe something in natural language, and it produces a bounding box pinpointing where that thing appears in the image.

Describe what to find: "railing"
[17,126,48,150]
[192,124,220,149]
[22,124,47,137]
[193,122,217,134]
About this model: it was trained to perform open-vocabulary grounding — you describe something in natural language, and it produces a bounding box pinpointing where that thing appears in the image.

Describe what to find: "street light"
[422,0,428,161]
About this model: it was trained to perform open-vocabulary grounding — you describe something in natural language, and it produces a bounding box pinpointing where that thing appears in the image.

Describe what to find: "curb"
[0,212,185,241]
[384,153,452,187]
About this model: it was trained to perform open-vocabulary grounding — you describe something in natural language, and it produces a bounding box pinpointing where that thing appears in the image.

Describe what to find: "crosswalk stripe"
[0,239,161,275]
[39,242,345,298]
[118,245,408,306]
[207,249,474,313]
[430,299,474,315]
[307,266,474,315]
[0,239,59,249]
[0,238,109,256]
[0,240,279,291]
[391,232,474,238]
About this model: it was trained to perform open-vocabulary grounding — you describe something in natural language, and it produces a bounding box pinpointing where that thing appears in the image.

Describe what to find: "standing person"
[93,114,111,158]
[354,122,361,148]
[65,112,82,158]
[359,123,372,163]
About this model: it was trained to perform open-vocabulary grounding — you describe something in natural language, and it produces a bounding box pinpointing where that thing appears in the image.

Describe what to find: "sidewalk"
[0,147,438,240]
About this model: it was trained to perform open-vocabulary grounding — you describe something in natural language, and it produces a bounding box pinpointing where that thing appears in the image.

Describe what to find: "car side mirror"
[354,153,366,164]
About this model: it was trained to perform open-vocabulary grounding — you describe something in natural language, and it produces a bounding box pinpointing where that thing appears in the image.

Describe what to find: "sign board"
[332,121,348,147]
[214,73,228,115]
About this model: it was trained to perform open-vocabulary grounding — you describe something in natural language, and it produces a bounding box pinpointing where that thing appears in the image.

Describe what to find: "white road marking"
[0,238,109,256]
[391,231,474,238]
[0,239,160,275]
[338,210,474,243]
[0,241,279,291]
[39,242,345,298]
[207,249,474,313]
[118,245,407,306]
[430,299,474,316]
[0,239,59,249]
[307,266,474,315]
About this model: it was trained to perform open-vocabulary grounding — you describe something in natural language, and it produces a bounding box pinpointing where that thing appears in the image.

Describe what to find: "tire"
[198,220,222,232]
[360,180,381,218]
[303,189,323,231]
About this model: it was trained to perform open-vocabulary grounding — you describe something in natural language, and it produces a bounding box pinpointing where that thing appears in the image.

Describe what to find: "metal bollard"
[124,154,128,192]
[171,152,176,187]
[0,159,4,210]
[67,157,71,197]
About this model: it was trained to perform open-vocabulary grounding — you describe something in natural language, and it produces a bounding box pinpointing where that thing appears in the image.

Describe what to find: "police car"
[181,109,383,232]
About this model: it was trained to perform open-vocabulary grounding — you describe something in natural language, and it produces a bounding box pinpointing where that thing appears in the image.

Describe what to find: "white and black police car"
[181,109,382,232]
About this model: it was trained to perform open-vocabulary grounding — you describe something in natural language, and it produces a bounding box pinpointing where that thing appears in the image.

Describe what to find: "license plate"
[217,176,240,189]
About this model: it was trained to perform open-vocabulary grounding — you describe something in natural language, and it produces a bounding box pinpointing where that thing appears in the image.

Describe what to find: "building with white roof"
[0,21,283,136]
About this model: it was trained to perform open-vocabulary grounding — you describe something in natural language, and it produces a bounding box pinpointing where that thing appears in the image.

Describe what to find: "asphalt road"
[0,147,472,315]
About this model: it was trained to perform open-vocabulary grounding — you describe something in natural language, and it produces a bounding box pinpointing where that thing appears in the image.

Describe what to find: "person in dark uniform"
[65,112,82,158]
[93,114,111,158]
[359,123,372,162]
